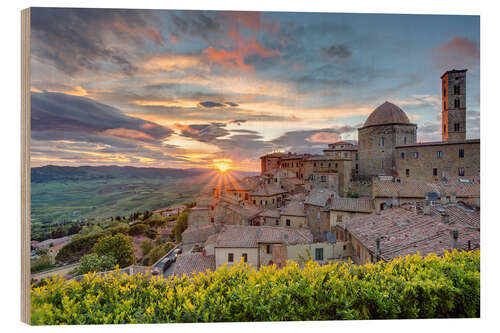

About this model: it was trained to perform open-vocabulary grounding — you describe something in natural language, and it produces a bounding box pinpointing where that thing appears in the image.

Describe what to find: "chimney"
[441,214,450,224]
[450,192,457,204]
[450,229,459,249]
[424,200,431,215]
[440,191,447,205]
[413,201,418,212]
[375,236,381,261]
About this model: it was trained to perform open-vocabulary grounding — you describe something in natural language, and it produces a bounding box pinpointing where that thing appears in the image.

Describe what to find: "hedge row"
[31,250,480,324]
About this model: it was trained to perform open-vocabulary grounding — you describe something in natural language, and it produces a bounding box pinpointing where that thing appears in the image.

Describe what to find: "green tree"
[140,240,153,256]
[173,211,188,243]
[76,253,116,275]
[148,242,175,265]
[129,223,149,236]
[92,233,136,268]
[31,254,55,273]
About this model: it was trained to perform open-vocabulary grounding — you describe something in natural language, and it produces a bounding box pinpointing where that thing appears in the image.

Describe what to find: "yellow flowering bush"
[31,250,480,324]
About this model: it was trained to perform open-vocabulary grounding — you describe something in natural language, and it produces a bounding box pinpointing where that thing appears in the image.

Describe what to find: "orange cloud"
[112,21,164,45]
[293,64,303,71]
[100,128,155,141]
[305,132,342,143]
[203,24,280,71]
[222,11,280,33]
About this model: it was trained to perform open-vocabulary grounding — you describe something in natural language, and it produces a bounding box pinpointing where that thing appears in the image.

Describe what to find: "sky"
[30,8,480,171]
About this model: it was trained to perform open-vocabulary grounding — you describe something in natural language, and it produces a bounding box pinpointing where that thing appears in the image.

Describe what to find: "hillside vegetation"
[31,250,480,324]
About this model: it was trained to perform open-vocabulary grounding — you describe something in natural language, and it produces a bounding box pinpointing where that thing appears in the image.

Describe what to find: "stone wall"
[279,215,307,228]
[395,140,479,181]
[358,123,417,177]
[215,247,258,268]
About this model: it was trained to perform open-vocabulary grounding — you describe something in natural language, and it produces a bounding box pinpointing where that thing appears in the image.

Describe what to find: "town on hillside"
[31,69,480,280]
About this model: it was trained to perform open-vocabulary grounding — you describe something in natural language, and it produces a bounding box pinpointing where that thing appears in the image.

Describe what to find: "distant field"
[31,177,200,224]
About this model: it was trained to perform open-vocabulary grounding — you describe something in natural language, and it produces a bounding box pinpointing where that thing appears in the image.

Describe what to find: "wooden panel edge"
[21,7,31,325]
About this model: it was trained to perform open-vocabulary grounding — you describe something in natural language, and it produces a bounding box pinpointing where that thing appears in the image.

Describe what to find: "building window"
[458,168,465,177]
[356,244,360,257]
[433,168,438,176]
[404,136,407,144]
[275,219,279,226]
[286,219,291,226]
[266,245,272,254]
[321,175,327,182]
[337,215,343,222]
[444,124,446,133]
[253,200,256,204]
[437,151,442,158]
[401,152,405,159]
[379,137,385,147]
[459,149,465,158]
[454,85,460,95]
[443,88,446,97]
[313,163,317,167]
[328,162,331,168]
[355,164,359,170]
[228,253,234,262]
[406,169,410,176]
[444,101,446,110]
[335,163,338,168]
[315,248,324,261]
[211,217,214,223]
[242,253,248,262]
[454,123,460,132]
[454,99,460,108]
[414,152,419,159]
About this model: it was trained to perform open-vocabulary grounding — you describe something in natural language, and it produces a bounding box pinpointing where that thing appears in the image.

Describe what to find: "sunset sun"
[213,158,232,173]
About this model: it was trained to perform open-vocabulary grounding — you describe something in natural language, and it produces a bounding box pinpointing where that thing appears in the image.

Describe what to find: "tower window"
[443,88,446,97]
[433,168,438,176]
[454,85,460,95]
[458,168,465,177]
[459,149,465,158]
[454,123,460,132]
[406,169,410,176]
[379,137,385,147]
[437,151,442,158]
[454,99,460,108]
[401,152,405,159]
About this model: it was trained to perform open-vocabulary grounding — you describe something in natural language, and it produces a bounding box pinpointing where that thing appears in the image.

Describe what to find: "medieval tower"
[441,69,467,142]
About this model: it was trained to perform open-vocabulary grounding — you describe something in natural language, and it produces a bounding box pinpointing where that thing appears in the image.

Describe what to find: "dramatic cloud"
[434,37,480,69]
[199,101,227,108]
[32,92,171,139]
[31,8,164,76]
[322,43,352,60]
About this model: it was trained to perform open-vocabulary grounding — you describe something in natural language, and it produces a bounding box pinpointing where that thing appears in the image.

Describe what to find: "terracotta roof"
[373,178,480,199]
[215,225,313,248]
[181,224,218,245]
[225,204,262,220]
[395,138,479,148]
[260,152,286,159]
[258,209,281,219]
[328,198,374,213]
[363,101,411,128]
[173,253,216,277]
[280,200,305,217]
[286,192,306,202]
[305,188,335,207]
[346,204,480,261]
[250,183,287,196]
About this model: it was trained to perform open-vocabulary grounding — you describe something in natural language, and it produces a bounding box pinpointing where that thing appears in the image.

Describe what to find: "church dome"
[362,101,410,127]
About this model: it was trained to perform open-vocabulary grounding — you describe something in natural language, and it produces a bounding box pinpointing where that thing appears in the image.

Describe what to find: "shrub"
[148,242,175,265]
[76,254,116,275]
[92,233,136,268]
[173,211,188,243]
[140,240,153,256]
[31,250,479,325]
[31,255,55,273]
[55,232,110,263]
[129,223,149,236]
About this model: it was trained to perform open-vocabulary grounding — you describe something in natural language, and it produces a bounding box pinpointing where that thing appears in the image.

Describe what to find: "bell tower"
[441,69,467,142]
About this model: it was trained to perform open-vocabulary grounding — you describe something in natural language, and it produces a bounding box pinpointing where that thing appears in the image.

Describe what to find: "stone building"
[357,101,417,177]
[442,69,467,142]
[249,183,287,209]
[260,152,285,173]
[395,139,480,181]
[279,200,306,228]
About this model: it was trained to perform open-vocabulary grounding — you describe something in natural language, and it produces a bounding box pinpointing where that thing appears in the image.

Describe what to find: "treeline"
[31,250,480,324]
